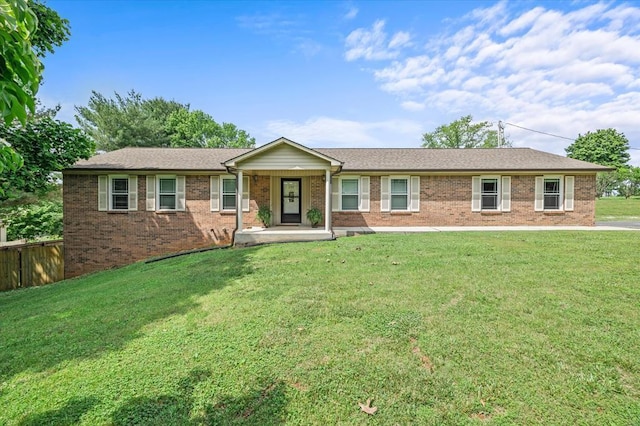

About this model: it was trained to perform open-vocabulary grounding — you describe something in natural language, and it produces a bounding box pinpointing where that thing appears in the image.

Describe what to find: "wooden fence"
[0,240,64,291]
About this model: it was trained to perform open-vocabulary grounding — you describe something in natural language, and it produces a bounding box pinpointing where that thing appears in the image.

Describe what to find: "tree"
[421,115,510,148]
[76,90,256,150]
[565,129,630,168]
[1,0,71,183]
[616,167,640,199]
[0,0,41,125]
[75,90,186,151]
[166,109,256,148]
[0,112,95,200]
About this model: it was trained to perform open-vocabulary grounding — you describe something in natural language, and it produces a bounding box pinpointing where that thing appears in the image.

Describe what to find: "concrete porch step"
[234,226,334,246]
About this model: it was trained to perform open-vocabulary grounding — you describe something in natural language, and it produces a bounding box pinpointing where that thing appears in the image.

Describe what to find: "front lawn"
[1,232,639,424]
[596,196,640,221]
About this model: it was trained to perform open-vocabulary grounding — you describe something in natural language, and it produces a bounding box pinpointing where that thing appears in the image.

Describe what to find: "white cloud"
[401,101,425,111]
[345,20,412,61]
[344,2,640,165]
[264,116,423,147]
[344,6,358,20]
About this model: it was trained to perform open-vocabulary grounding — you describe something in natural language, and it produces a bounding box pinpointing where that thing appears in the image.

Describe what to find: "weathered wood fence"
[0,240,64,291]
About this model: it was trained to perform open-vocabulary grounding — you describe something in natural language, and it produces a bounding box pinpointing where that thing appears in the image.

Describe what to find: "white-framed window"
[158,176,177,210]
[222,176,237,210]
[390,177,409,210]
[471,176,511,212]
[210,175,249,212]
[98,175,137,212]
[380,175,420,212]
[331,176,370,212]
[535,175,574,212]
[481,178,499,210]
[110,176,129,210]
[145,175,186,212]
[543,178,561,210]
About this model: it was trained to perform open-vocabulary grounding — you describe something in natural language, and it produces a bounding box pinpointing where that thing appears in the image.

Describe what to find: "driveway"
[596,221,640,229]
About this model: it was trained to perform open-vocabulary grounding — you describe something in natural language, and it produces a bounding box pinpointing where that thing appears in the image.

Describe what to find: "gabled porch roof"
[222,137,343,172]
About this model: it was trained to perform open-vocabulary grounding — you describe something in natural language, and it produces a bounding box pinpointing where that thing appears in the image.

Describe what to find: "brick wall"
[63,174,265,278]
[64,173,596,277]
[331,175,597,227]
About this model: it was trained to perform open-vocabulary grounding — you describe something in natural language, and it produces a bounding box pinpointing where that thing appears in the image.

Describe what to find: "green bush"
[0,200,62,241]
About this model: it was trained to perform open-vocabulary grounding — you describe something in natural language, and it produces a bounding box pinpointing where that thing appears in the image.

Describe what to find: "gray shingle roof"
[68,146,610,172]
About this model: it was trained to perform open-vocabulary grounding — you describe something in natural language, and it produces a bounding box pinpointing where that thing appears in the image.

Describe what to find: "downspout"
[223,163,240,246]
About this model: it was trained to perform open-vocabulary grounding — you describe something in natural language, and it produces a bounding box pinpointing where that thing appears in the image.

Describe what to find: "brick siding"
[64,173,596,278]
[331,175,596,227]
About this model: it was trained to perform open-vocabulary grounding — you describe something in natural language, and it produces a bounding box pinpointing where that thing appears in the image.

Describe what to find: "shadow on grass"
[0,248,253,384]
[17,397,100,426]
[112,369,288,425]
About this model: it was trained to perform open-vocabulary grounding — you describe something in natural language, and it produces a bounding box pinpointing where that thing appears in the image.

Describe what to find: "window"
[341,179,359,210]
[111,177,129,210]
[222,177,237,210]
[209,175,249,212]
[98,175,137,212]
[535,175,572,212]
[543,178,561,210]
[472,176,511,212]
[481,178,498,210]
[390,178,409,210]
[332,176,370,212]
[380,176,420,212]
[145,175,185,211]
[158,177,177,210]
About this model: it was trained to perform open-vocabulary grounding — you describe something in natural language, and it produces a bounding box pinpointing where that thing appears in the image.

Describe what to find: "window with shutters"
[158,176,177,210]
[99,175,137,212]
[472,176,510,212]
[380,176,419,212]
[211,175,249,212]
[332,176,369,212]
[110,176,129,210]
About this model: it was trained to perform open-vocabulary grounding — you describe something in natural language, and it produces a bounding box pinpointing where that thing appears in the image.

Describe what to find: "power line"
[503,122,574,141]
[503,121,640,151]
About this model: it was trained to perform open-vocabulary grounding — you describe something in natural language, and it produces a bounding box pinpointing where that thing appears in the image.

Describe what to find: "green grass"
[596,196,640,221]
[1,232,639,425]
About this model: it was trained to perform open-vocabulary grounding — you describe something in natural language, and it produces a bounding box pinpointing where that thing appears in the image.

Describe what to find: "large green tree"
[76,90,256,150]
[166,109,255,148]
[75,90,186,151]
[422,115,510,148]
[565,128,630,168]
[0,107,95,200]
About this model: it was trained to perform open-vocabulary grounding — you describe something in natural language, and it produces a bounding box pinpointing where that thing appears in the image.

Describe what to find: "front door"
[281,179,301,224]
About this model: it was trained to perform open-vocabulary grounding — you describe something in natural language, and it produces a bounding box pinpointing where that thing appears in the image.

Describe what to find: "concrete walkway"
[333,224,638,236]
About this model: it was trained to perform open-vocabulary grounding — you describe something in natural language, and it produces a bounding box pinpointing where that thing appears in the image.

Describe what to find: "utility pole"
[497,120,505,147]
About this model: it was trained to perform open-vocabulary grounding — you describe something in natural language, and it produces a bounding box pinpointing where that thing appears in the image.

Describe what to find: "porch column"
[237,169,243,231]
[325,168,331,231]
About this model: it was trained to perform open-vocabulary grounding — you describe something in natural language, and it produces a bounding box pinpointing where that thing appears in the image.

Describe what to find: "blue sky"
[40,0,640,165]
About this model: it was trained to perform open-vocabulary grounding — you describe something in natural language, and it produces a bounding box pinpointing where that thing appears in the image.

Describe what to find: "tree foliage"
[422,115,510,148]
[595,167,640,198]
[0,199,62,240]
[166,109,256,148]
[30,0,70,57]
[0,0,40,125]
[0,0,70,184]
[0,110,95,200]
[565,128,630,168]
[75,90,255,150]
